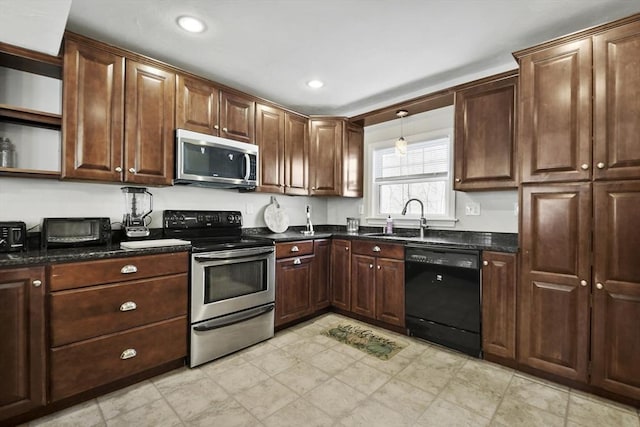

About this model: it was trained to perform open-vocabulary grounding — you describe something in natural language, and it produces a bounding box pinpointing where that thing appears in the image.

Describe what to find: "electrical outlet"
[465,202,481,216]
[514,202,519,216]
[358,204,364,215]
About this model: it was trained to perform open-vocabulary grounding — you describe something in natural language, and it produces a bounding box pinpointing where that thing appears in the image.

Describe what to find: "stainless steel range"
[163,210,275,368]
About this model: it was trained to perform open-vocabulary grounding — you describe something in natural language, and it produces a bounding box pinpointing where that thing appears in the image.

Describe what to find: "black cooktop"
[162,210,273,252]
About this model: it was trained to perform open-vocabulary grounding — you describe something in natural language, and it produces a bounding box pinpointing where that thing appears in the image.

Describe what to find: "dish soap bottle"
[385,215,393,235]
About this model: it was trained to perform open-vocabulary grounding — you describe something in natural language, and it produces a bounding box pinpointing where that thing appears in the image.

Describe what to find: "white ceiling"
[3,1,640,117]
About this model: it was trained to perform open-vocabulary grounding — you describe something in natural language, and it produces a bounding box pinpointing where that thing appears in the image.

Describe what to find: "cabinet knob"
[121,264,138,274]
[120,301,137,312]
[214,124,220,130]
[596,283,604,290]
[369,264,373,269]
[128,168,136,174]
[483,261,489,266]
[597,162,605,169]
[455,178,461,183]
[580,163,589,170]
[291,245,299,252]
[32,280,42,287]
[580,280,587,287]
[311,187,316,190]
[377,265,381,270]
[372,246,381,252]
[120,348,137,360]
[115,166,122,172]
[293,258,301,265]
[345,247,349,251]
[222,127,228,132]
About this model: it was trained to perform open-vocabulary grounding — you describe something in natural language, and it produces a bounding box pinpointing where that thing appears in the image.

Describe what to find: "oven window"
[204,258,267,303]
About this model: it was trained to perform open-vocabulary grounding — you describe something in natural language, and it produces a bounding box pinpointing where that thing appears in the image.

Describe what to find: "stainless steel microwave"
[174,129,258,189]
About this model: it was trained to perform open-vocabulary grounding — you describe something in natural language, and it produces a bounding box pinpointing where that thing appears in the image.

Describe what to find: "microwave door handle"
[244,153,250,181]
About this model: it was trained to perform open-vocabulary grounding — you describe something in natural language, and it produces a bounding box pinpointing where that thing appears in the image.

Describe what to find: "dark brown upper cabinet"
[593,20,640,181]
[176,74,220,136]
[454,72,518,190]
[516,39,593,183]
[176,75,255,144]
[63,35,175,185]
[309,118,344,196]
[343,123,364,197]
[284,112,310,195]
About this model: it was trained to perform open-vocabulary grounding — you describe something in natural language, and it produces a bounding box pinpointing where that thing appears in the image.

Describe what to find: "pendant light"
[395,110,408,156]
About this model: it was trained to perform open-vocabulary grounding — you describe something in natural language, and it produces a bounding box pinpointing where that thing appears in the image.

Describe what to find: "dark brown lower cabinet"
[591,181,640,400]
[330,239,351,311]
[519,183,592,382]
[312,239,330,310]
[481,251,517,361]
[375,257,405,326]
[0,266,46,422]
[351,254,376,318]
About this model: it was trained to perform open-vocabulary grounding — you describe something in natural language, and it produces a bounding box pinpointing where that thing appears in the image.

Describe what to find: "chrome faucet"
[401,198,428,239]
[305,205,314,234]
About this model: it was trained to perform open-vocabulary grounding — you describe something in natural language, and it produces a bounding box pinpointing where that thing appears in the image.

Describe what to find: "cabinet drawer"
[50,274,188,347]
[352,240,404,259]
[49,251,189,291]
[276,240,314,258]
[50,316,187,402]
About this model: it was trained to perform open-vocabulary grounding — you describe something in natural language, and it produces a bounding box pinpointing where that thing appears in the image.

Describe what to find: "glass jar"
[0,137,16,168]
[346,217,360,234]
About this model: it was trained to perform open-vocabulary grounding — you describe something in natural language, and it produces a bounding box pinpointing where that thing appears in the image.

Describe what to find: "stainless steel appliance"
[41,217,111,249]
[121,186,152,238]
[174,129,258,189]
[163,210,275,367]
[405,245,482,357]
[0,221,26,252]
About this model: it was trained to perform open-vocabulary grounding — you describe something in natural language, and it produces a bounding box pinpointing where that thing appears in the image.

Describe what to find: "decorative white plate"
[264,197,289,233]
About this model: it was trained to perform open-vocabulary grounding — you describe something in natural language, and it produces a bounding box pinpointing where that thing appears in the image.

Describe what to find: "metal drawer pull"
[373,246,381,252]
[120,348,137,360]
[294,258,301,265]
[120,301,137,311]
[33,280,42,287]
[121,265,138,274]
[291,246,299,252]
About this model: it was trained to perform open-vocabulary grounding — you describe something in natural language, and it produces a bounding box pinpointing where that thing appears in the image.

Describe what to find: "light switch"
[465,202,481,216]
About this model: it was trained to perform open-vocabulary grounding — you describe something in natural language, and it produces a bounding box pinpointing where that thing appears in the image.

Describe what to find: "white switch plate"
[358,204,364,215]
[465,202,481,216]
[514,202,519,216]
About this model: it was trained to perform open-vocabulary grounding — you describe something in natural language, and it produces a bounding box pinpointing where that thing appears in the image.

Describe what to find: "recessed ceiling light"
[307,80,324,89]
[177,16,206,33]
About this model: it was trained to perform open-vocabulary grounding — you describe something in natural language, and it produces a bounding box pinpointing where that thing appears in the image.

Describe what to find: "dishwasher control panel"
[405,246,479,269]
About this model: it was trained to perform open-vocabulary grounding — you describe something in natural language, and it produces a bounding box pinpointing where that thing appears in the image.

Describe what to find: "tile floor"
[26,313,640,427]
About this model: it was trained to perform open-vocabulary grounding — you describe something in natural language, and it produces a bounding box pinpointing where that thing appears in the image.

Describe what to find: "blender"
[121,187,153,238]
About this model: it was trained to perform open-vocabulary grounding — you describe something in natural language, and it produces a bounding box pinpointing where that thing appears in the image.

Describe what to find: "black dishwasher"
[405,245,481,357]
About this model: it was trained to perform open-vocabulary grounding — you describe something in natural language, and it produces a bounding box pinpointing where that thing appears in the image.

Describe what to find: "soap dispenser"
[385,215,393,235]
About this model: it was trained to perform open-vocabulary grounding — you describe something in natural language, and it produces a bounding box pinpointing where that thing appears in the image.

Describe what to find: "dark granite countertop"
[0,244,191,268]
[245,226,519,253]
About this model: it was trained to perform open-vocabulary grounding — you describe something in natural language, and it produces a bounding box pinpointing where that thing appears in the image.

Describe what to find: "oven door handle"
[194,246,274,262]
[193,304,274,332]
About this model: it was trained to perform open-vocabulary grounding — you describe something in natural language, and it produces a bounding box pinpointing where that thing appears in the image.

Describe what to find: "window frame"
[364,128,457,228]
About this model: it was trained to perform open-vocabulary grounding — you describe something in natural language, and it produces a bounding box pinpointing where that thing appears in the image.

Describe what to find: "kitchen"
[1,1,640,426]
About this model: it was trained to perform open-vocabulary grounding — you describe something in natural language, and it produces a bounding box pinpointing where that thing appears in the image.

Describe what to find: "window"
[368,131,455,223]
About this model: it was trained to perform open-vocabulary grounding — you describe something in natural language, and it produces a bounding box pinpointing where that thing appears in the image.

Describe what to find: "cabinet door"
[593,21,640,181]
[176,74,219,135]
[219,91,255,144]
[312,239,330,310]
[481,251,517,360]
[284,112,309,195]
[275,256,313,327]
[375,258,405,327]
[256,104,285,193]
[62,39,124,181]
[309,119,343,196]
[591,181,640,399]
[454,75,518,190]
[343,123,364,197]
[519,39,592,183]
[124,60,175,185]
[351,254,376,319]
[0,267,45,421]
[330,239,351,311]
[519,183,591,381]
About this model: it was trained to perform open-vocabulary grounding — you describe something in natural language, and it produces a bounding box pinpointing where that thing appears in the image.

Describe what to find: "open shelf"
[0,104,62,130]
[0,166,60,179]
